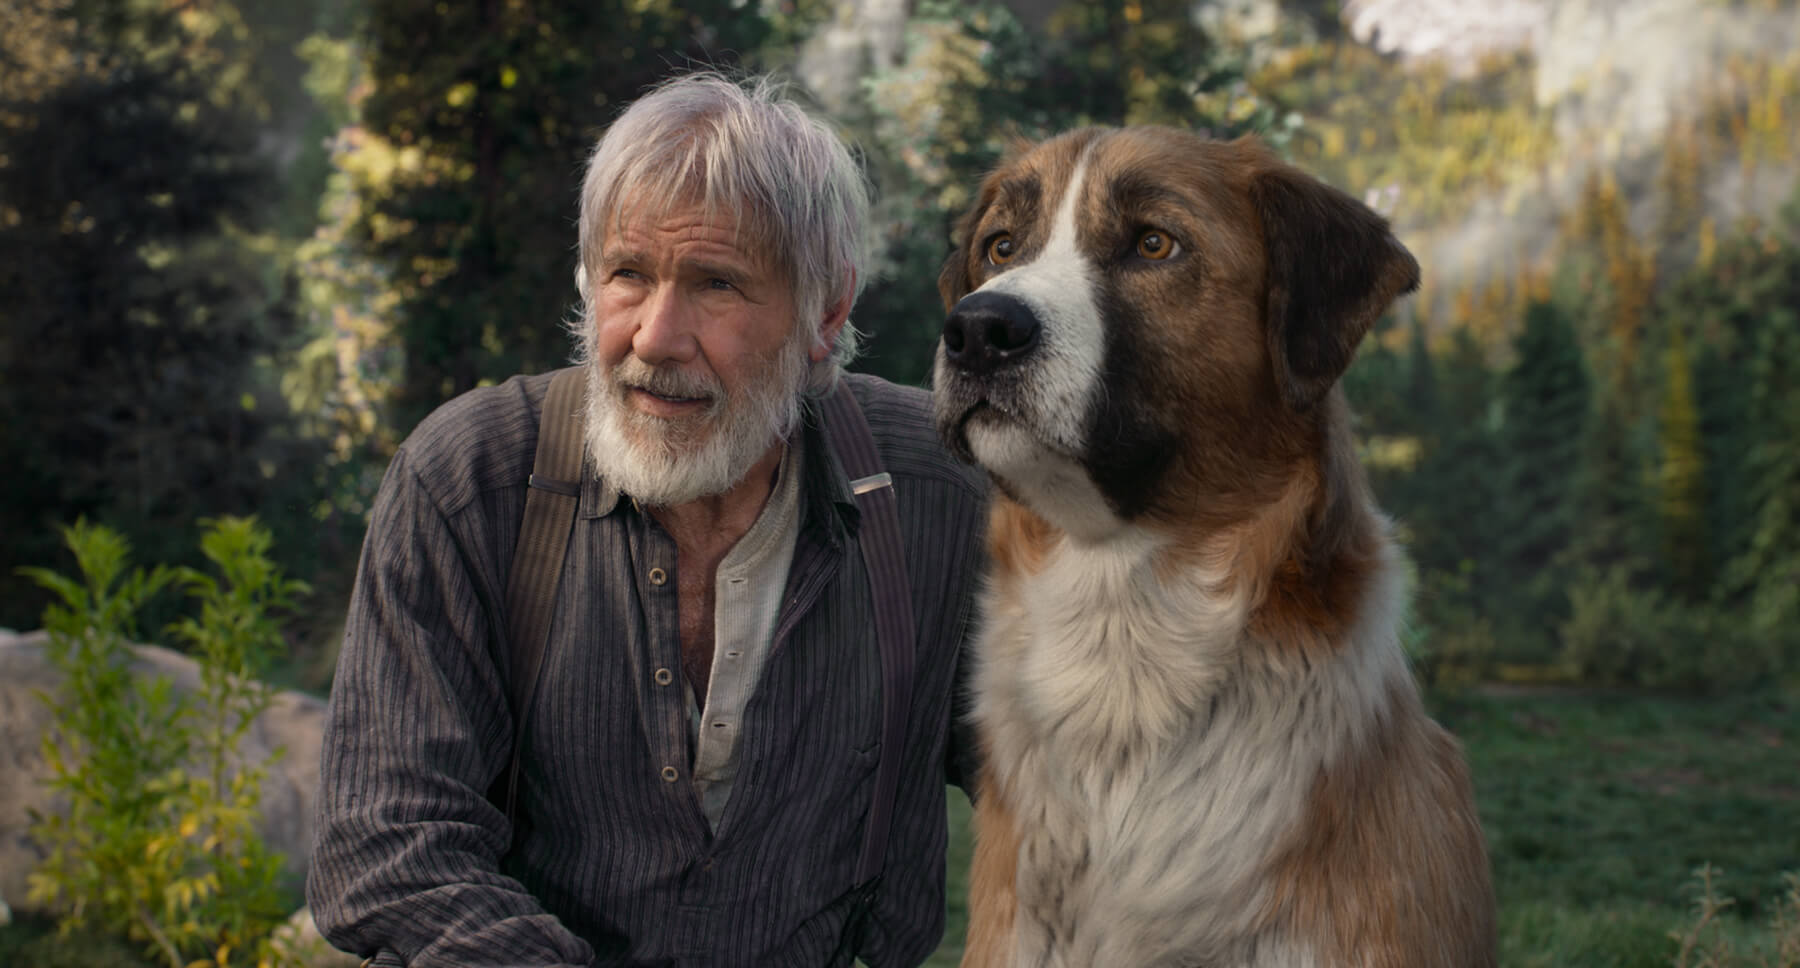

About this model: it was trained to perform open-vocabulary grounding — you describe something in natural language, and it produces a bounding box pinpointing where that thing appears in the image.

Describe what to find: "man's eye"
[707,278,737,292]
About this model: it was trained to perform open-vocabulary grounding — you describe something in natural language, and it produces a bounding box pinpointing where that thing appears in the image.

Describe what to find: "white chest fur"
[973,530,1409,966]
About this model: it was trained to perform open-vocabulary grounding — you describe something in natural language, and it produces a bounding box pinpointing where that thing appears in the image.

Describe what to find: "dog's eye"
[1136,230,1178,260]
[986,233,1016,265]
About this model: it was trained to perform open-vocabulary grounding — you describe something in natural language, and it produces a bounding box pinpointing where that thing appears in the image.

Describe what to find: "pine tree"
[1726,306,1800,675]
[350,0,773,427]
[1565,371,1652,582]
[1661,201,1800,601]
[1655,323,1708,597]
[1407,328,1504,614]
[1493,300,1591,659]
[0,2,309,629]
[1403,313,1439,424]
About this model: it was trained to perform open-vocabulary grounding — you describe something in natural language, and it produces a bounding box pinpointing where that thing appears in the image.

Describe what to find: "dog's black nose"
[941,291,1041,375]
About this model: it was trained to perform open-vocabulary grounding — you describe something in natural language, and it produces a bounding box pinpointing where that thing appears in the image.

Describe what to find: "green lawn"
[5,692,1792,967]
[926,690,1800,967]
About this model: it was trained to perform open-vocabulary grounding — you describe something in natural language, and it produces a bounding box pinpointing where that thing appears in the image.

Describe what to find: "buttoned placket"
[625,512,698,819]
[570,401,872,959]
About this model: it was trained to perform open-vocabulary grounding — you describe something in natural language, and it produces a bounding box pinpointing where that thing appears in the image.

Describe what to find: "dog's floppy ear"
[939,164,1018,310]
[938,195,991,310]
[938,243,974,311]
[1251,161,1420,411]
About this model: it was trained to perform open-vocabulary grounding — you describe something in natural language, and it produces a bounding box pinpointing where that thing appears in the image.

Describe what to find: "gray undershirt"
[687,432,804,830]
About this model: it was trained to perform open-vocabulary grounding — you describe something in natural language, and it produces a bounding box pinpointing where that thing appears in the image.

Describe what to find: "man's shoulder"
[841,373,985,501]
[392,370,558,515]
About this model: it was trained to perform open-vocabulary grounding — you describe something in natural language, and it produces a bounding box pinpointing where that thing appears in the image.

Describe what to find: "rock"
[273,907,362,968]
[0,628,326,916]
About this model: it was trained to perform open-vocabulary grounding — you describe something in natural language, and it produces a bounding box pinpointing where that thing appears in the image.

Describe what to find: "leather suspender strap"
[820,380,917,891]
[497,365,586,821]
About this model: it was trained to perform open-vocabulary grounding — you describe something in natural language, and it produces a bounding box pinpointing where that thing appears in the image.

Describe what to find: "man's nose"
[631,285,699,365]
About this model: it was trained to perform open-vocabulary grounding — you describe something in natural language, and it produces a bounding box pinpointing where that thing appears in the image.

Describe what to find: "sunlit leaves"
[22,519,305,967]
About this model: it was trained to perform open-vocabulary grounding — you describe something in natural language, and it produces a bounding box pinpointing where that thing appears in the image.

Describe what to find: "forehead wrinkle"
[605,177,780,275]
[603,215,771,278]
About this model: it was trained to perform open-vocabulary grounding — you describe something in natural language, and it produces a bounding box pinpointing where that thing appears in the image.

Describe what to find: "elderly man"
[308,73,987,967]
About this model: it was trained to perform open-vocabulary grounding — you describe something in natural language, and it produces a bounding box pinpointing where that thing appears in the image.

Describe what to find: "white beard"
[582,329,809,507]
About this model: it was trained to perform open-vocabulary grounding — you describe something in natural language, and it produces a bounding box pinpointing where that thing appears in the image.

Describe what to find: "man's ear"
[1250,160,1420,411]
[810,275,855,364]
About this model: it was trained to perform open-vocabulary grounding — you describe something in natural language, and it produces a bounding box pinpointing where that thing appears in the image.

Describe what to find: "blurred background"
[0,0,1796,965]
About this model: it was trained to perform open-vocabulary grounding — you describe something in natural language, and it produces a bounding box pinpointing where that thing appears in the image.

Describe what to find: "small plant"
[1672,864,1800,968]
[18,518,307,968]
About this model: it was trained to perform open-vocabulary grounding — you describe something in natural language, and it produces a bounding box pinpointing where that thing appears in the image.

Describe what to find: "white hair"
[572,71,871,391]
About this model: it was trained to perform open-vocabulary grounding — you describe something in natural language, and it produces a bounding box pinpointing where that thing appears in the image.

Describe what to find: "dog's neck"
[994,392,1384,655]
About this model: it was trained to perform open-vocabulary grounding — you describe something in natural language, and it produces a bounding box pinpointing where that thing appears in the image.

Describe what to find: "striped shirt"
[308,371,988,968]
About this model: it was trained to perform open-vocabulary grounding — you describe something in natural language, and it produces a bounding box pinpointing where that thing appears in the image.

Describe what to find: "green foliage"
[1556,565,1767,691]
[346,0,772,426]
[1671,866,1800,968]
[1388,327,1504,609]
[19,518,305,968]
[1407,561,1500,690]
[924,692,1800,966]
[0,0,321,632]
[1722,302,1800,686]
[850,0,1286,386]
[1565,380,1655,585]
[1657,323,1709,596]
[1668,205,1800,606]
[1492,300,1591,660]
[1253,43,1559,224]
[0,909,156,968]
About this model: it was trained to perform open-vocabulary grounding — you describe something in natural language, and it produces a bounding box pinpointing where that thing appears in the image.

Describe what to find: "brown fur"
[963,764,1021,967]
[1257,679,1496,966]
[983,498,1062,580]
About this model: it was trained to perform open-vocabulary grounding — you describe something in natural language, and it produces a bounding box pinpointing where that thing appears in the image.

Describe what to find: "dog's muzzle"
[941,291,1041,377]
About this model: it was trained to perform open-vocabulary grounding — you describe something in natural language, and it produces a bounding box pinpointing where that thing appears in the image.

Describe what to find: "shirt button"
[661,766,679,782]
[648,567,667,586]
[654,667,674,686]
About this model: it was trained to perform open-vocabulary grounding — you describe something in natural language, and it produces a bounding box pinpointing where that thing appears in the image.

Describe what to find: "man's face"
[582,203,813,505]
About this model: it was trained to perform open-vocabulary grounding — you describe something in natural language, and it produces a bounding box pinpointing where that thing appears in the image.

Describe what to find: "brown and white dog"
[932,128,1496,967]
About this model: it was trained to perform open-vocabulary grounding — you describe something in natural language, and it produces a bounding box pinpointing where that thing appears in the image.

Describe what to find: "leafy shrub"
[1407,559,1500,690]
[1560,565,1772,692]
[18,518,307,968]
[0,909,153,968]
[1672,865,1800,968]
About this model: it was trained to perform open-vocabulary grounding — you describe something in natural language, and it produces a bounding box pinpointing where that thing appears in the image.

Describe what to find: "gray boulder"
[0,628,326,916]
[274,907,362,968]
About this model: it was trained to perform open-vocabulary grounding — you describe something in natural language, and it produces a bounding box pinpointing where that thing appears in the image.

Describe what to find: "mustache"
[610,357,724,403]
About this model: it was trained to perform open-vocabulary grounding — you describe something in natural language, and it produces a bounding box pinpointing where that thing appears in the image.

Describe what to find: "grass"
[5,691,1792,966]
[924,690,1800,967]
